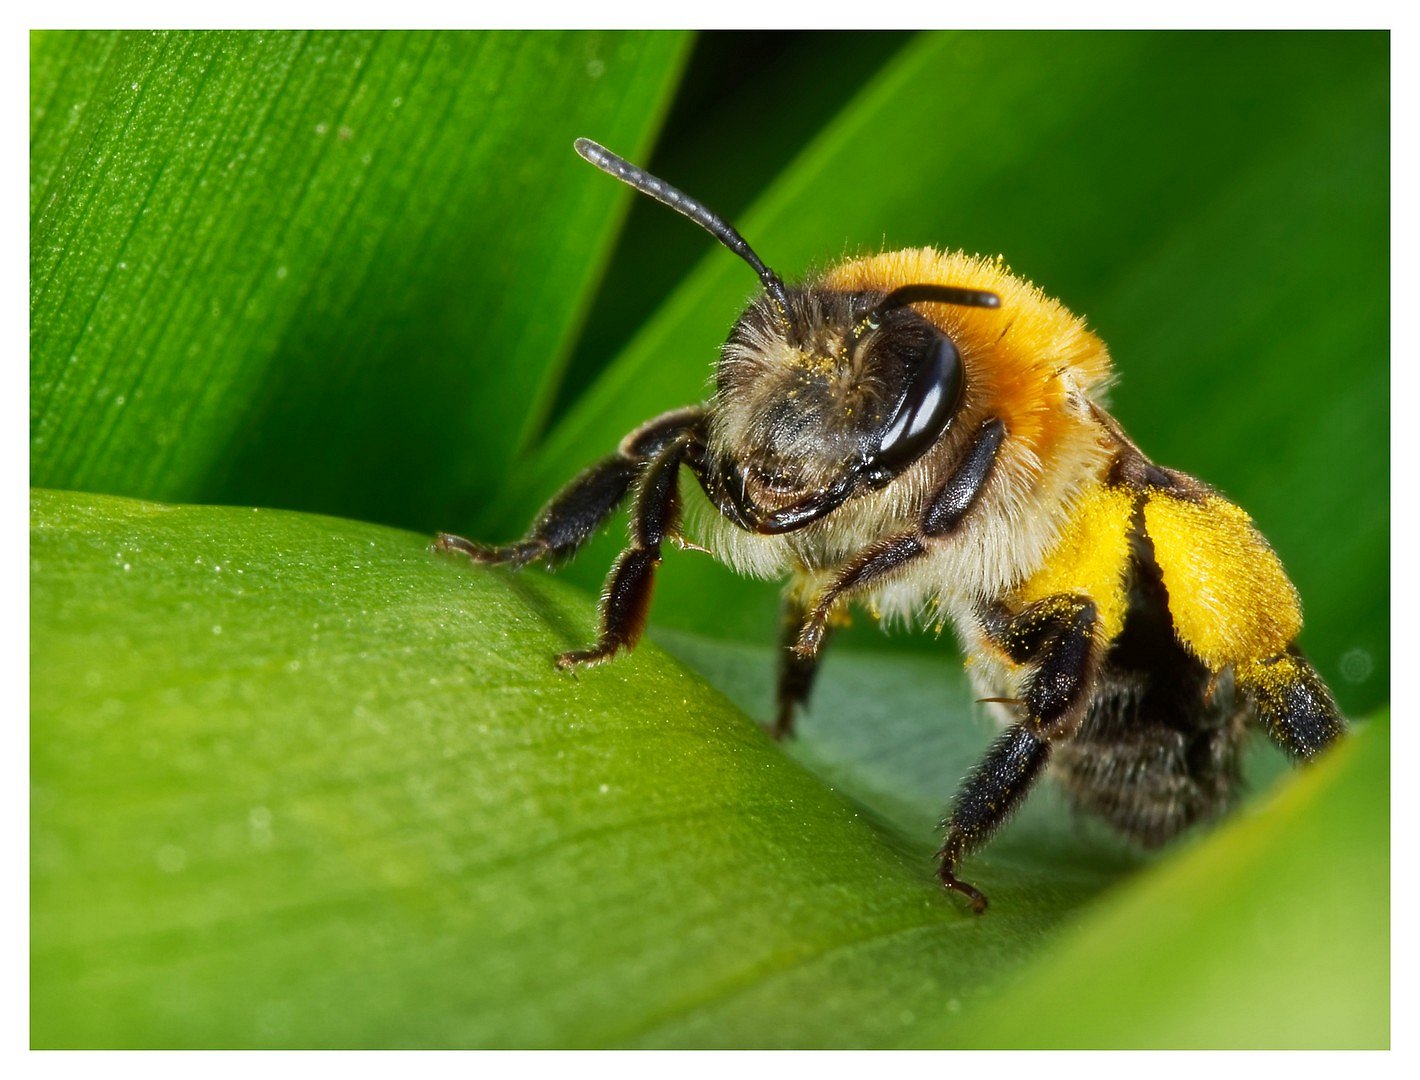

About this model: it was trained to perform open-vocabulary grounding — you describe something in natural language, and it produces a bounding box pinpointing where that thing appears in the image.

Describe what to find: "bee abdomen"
[1050,706,1249,851]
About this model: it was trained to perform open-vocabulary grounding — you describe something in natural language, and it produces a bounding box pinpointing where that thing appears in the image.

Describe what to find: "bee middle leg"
[774,596,834,740]
[938,595,1099,913]
[792,416,1006,659]
[793,534,927,659]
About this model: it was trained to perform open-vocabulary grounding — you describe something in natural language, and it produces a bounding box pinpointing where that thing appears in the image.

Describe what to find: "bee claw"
[555,646,615,671]
[793,615,829,661]
[432,532,484,558]
[950,881,989,915]
[671,533,712,555]
[434,532,547,567]
[936,860,989,915]
[762,708,797,742]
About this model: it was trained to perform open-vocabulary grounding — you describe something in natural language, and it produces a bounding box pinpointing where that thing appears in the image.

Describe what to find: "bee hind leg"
[938,595,1099,913]
[1236,648,1346,760]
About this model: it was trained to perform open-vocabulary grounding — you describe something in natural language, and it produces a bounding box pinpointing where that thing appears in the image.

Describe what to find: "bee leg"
[434,455,642,568]
[937,725,1051,913]
[555,436,691,670]
[773,596,831,740]
[794,534,927,659]
[1236,648,1346,759]
[939,595,1099,912]
[921,418,1006,534]
[792,418,1006,660]
[434,406,706,568]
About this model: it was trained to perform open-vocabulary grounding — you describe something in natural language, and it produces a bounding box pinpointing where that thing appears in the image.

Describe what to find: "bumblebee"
[436,139,1345,912]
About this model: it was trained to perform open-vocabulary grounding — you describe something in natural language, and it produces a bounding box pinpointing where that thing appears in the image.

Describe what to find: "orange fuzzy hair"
[819,249,1115,477]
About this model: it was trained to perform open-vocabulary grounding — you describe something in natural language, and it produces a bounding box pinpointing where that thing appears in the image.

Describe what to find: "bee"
[435,138,1345,912]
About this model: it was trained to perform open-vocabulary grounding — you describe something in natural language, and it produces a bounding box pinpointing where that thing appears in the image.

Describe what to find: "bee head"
[573,137,998,534]
[708,284,996,533]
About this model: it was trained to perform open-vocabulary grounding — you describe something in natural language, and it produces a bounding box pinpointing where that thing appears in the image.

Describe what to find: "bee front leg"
[434,406,705,569]
[555,435,692,670]
[434,453,641,568]
[939,595,1099,913]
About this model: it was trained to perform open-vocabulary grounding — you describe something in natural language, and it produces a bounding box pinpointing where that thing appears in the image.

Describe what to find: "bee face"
[708,289,968,534]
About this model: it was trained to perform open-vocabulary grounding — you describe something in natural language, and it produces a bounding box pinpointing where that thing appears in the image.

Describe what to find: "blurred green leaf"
[31,489,1385,1047]
[499,30,1387,714]
[30,29,688,530]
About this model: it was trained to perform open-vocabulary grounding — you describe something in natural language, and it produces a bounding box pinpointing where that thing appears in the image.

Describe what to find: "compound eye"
[865,333,965,486]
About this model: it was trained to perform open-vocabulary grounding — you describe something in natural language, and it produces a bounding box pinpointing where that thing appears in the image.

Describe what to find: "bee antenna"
[574,138,793,317]
[873,284,1001,318]
[850,283,1001,350]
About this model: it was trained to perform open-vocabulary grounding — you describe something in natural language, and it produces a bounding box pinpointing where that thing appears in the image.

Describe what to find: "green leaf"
[30,29,689,530]
[31,489,1386,1047]
[500,30,1387,715]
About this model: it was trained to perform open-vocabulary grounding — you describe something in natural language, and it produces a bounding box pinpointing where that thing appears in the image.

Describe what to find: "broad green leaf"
[31,489,1385,1047]
[498,30,1387,715]
[28,488,1102,1047]
[30,30,688,530]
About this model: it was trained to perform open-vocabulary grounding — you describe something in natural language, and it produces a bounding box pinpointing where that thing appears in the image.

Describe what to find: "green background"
[31,30,1388,1047]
